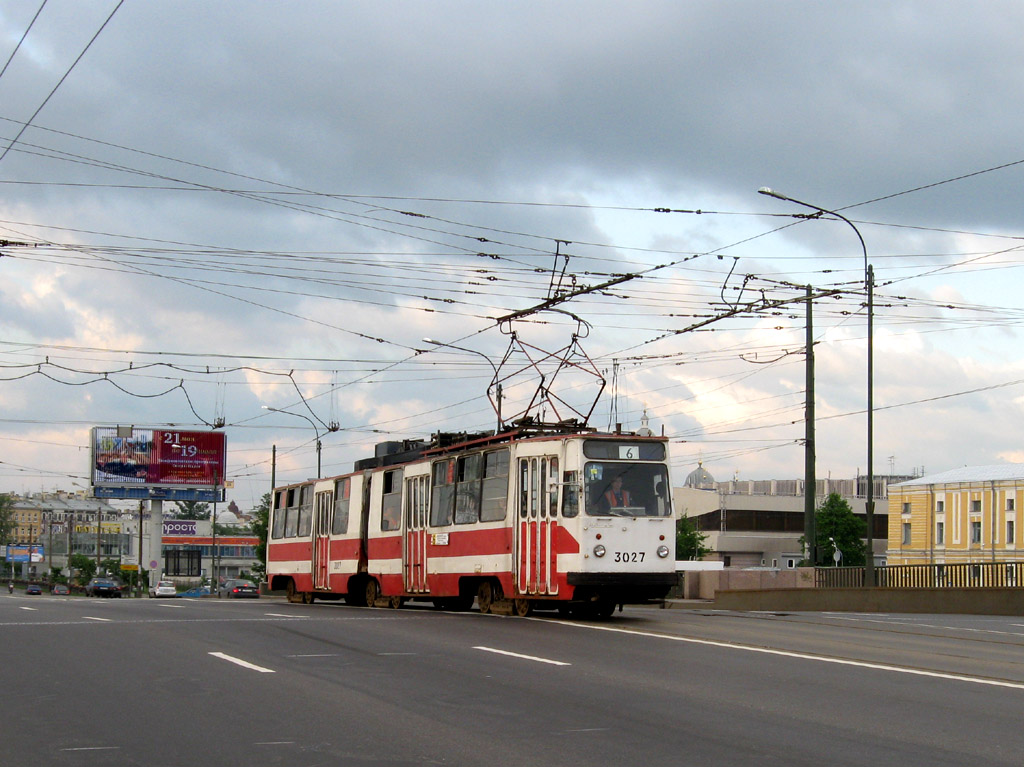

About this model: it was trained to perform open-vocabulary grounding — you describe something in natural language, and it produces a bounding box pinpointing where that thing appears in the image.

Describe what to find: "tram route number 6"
[618,446,639,460]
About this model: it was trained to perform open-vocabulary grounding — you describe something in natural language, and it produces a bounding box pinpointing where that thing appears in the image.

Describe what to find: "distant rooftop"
[893,464,1024,487]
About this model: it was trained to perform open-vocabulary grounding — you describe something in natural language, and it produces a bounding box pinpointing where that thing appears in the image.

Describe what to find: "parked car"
[51,583,70,595]
[178,586,210,598]
[25,583,43,595]
[85,578,122,598]
[219,579,259,598]
[149,580,178,598]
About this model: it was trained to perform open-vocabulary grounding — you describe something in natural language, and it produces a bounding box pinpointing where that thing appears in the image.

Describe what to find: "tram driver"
[599,474,631,514]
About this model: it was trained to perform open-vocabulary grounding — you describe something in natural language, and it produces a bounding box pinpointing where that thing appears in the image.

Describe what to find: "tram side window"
[480,449,510,522]
[430,459,455,526]
[284,495,299,537]
[381,469,403,531]
[298,484,313,537]
[454,454,482,524]
[562,469,579,517]
[332,477,351,534]
[272,490,287,539]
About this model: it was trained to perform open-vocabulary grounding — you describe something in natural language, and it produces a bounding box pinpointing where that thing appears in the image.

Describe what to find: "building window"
[936,521,944,546]
[1008,498,1016,512]
[970,499,981,513]
[935,500,944,513]
[902,502,911,515]
[970,520,982,544]
[902,522,911,545]
[1008,520,1015,545]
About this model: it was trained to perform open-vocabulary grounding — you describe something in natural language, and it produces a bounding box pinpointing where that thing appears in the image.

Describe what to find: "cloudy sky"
[2,1,1023,511]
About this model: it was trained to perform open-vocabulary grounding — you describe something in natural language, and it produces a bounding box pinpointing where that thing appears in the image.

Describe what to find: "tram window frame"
[430,459,455,527]
[297,485,313,537]
[480,449,510,522]
[272,491,288,539]
[454,453,482,525]
[332,477,351,535]
[562,471,579,517]
[583,439,665,461]
[381,469,403,531]
[284,502,299,538]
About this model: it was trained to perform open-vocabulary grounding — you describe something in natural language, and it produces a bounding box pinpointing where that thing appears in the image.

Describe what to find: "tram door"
[404,475,430,593]
[515,456,559,595]
[313,490,333,590]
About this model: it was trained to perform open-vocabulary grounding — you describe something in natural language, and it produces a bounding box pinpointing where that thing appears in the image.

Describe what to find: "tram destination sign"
[90,427,226,499]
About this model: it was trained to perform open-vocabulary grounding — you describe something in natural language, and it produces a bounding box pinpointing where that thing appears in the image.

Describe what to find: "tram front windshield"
[585,462,671,517]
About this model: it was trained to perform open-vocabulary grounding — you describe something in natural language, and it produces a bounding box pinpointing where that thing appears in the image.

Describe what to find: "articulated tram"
[266,426,676,618]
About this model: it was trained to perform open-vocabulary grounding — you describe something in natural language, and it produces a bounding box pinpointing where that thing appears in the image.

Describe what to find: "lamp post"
[422,338,504,432]
[758,187,875,586]
[261,406,323,478]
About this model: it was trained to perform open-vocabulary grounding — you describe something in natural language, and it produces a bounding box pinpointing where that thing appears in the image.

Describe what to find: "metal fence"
[816,562,1024,589]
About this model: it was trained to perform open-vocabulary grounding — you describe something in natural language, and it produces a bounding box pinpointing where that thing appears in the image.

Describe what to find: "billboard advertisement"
[91,428,226,492]
[5,544,44,563]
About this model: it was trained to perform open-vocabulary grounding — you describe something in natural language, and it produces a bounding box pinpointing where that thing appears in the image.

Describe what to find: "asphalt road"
[4,593,1024,766]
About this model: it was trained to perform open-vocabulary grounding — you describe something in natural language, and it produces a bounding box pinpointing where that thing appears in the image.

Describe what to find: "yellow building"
[887,466,1024,565]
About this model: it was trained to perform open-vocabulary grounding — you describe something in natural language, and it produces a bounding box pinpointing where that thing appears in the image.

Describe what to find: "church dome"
[684,462,716,489]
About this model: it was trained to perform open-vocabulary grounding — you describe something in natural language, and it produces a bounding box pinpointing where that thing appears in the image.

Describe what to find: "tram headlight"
[593,544,606,558]
[656,545,670,558]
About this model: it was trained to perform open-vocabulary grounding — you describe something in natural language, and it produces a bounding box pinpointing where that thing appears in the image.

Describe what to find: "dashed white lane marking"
[474,646,570,666]
[83,616,111,622]
[60,747,119,752]
[19,607,37,611]
[209,651,275,673]
[548,620,1024,690]
[265,613,308,618]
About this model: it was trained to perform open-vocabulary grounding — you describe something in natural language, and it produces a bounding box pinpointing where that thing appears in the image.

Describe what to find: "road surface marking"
[474,646,570,666]
[61,747,120,752]
[288,653,339,658]
[550,620,1024,690]
[83,616,111,622]
[265,613,308,618]
[210,651,275,673]
[159,603,186,608]
[19,606,37,611]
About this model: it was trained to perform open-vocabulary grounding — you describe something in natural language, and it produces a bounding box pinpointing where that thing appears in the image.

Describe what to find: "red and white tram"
[266,426,677,618]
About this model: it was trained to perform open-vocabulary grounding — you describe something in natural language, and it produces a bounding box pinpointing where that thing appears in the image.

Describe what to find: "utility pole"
[804,286,816,565]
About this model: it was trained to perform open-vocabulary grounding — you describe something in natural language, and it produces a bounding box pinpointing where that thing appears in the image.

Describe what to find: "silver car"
[150,580,178,598]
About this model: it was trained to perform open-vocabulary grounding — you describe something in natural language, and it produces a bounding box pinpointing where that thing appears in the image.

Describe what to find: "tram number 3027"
[614,551,645,563]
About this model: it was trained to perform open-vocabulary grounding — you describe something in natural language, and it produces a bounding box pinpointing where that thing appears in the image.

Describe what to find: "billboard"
[5,544,44,563]
[91,428,226,497]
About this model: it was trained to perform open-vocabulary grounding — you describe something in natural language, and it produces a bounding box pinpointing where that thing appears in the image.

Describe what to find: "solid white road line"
[209,651,275,673]
[551,620,1024,690]
[473,646,570,666]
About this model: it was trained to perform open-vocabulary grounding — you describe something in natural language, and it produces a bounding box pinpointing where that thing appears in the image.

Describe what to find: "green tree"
[250,492,270,582]
[69,554,97,584]
[173,500,211,520]
[815,492,867,566]
[676,513,712,560]
[0,493,14,547]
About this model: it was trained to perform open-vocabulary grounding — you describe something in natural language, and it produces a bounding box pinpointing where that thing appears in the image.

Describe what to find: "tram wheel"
[303,591,315,605]
[477,581,495,614]
[513,598,533,617]
[591,600,616,620]
[365,579,378,607]
[388,595,404,609]
[286,581,303,603]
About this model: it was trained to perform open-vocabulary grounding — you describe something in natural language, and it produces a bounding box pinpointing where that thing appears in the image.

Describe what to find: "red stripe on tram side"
[267,540,313,562]
[367,535,403,560]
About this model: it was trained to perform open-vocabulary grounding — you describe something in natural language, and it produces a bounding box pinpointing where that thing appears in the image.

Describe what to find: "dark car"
[25,583,43,595]
[51,583,70,595]
[85,578,122,598]
[219,579,259,598]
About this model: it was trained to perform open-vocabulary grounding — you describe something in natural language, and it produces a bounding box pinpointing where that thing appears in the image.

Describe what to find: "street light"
[422,338,504,432]
[758,187,875,587]
[261,406,323,477]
